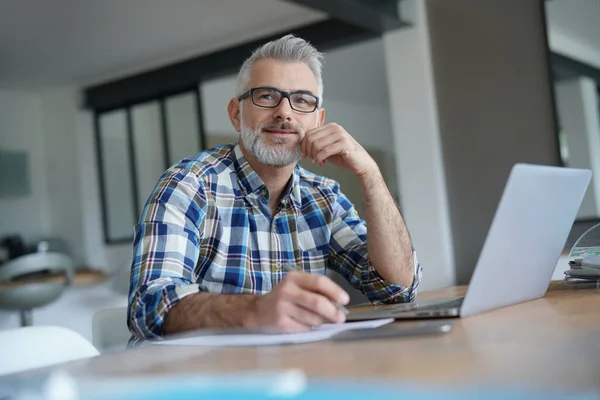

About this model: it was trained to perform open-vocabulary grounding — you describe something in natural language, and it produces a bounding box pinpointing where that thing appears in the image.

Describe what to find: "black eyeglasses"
[237,87,319,113]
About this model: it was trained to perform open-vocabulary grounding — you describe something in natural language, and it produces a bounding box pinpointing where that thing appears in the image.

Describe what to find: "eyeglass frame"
[237,87,320,113]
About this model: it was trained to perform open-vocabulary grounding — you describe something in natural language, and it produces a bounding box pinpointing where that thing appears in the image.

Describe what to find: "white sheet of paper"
[153,318,394,347]
[582,254,600,268]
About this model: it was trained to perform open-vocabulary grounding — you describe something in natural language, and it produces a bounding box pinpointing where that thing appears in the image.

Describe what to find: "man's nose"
[272,96,294,121]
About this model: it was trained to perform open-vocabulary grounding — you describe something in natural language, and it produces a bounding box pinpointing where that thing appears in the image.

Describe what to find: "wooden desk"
[0,269,109,290]
[15,282,600,391]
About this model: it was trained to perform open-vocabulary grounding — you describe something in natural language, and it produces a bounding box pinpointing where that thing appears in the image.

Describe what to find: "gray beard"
[240,123,302,167]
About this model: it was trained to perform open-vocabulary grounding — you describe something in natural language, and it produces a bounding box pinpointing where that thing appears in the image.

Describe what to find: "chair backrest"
[0,252,74,312]
[0,326,99,376]
[0,252,74,282]
[92,306,131,353]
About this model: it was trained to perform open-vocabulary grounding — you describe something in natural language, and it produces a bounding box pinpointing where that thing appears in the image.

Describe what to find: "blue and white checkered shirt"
[128,143,421,340]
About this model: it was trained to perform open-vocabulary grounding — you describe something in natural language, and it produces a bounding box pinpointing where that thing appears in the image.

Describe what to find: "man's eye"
[259,94,274,100]
[294,98,308,104]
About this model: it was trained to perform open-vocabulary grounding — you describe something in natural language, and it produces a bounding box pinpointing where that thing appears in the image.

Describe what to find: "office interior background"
[0,0,599,343]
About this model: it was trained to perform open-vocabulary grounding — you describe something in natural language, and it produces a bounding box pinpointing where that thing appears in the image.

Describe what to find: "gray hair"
[235,34,325,105]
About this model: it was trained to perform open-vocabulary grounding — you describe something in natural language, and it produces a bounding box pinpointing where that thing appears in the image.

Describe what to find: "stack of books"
[564,255,600,288]
[564,223,600,288]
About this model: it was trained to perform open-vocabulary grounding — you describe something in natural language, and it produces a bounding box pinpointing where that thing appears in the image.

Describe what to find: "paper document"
[153,318,394,347]
[582,254,600,268]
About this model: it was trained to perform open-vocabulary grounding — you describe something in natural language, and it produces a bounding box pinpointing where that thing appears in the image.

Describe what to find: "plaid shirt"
[128,143,421,340]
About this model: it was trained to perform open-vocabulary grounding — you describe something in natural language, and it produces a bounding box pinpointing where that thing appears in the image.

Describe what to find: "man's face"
[232,59,324,167]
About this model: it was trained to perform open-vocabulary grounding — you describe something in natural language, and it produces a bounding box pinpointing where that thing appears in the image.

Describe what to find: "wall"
[38,88,85,264]
[426,0,560,283]
[383,0,455,292]
[0,88,86,264]
[0,90,50,244]
[555,77,600,219]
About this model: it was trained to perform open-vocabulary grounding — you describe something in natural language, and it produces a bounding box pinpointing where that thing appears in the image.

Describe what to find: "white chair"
[0,326,99,376]
[92,306,131,353]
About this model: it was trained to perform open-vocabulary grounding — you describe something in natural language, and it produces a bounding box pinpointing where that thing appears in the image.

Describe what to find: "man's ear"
[227,98,241,132]
[317,107,326,127]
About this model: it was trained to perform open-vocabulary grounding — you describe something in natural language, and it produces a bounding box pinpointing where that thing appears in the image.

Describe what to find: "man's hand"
[301,122,378,178]
[249,272,350,333]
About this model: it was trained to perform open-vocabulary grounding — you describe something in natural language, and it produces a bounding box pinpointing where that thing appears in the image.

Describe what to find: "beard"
[240,119,304,167]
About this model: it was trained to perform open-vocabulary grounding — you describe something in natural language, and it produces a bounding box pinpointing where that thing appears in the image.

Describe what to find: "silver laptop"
[347,163,591,321]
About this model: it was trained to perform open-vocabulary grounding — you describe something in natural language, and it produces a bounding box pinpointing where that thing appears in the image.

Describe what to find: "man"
[128,34,421,341]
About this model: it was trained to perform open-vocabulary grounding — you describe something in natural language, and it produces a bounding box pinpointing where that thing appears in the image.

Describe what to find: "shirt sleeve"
[127,164,206,340]
[327,186,422,304]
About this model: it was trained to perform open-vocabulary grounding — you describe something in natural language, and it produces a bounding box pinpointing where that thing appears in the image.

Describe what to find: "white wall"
[0,90,51,243]
[38,88,85,264]
[382,0,455,292]
[0,88,86,264]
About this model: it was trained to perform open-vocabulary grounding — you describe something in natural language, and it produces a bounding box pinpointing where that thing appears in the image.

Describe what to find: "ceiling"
[0,0,326,88]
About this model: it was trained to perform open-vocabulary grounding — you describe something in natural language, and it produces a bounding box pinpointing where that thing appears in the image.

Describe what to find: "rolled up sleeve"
[327,190,422,304]
[127,165,206,340]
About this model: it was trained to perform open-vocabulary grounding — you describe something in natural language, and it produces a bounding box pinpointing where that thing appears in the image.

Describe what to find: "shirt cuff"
[362,251,422,304]
[130,282,201,339]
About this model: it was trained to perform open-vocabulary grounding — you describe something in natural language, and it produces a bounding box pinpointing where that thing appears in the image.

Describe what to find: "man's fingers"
[301,126,327,158]
[302,123,338,158]
[302,127,328,159]
[277,315,312,333]
[313,140,346,165]
[289,272,349,305]
[292,288,345,323]
[288,304,327,327]
[309,135,340,162]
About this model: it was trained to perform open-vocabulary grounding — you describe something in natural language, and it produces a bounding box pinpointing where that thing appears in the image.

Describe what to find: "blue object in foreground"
[84,377,598,400]
[2,370,597,400]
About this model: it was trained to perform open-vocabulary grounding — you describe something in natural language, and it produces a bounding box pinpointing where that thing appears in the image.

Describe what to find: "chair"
[0,252,74,326]
[92,306,131,352]
[0,326,99,376]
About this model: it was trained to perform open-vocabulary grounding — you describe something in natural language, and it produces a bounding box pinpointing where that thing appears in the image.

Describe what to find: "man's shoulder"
[296,165,341,193]
[169,143,236,180]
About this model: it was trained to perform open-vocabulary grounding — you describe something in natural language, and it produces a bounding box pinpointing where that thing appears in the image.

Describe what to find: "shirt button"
[275,262,281,272]
[260,188,267,196]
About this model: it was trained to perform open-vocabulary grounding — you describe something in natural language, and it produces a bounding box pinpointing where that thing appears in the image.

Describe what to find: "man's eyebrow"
[293,89,317,96]
[258,86,316,95]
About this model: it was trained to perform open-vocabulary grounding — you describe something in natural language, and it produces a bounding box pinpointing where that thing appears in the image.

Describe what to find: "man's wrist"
[242,295,261,329]
[357,166,383,187]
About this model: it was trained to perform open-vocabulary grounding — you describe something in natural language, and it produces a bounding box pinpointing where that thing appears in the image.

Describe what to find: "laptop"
[347,163,592,321]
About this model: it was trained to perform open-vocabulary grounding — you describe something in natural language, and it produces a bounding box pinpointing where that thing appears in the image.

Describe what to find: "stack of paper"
[564,254,600,287]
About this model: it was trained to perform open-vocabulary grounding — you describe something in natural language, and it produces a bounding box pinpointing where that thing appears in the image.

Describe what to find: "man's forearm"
[163,292,259,336]
[358,169,414,288]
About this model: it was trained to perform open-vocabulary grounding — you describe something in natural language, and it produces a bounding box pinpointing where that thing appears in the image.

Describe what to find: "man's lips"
[263,129,297,134]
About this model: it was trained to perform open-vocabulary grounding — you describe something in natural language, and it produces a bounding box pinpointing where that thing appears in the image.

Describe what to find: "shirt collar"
[232,142,265,196]
[231,142,302,208]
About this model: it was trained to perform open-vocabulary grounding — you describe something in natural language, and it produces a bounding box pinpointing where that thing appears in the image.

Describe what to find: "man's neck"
[239,142,295,205]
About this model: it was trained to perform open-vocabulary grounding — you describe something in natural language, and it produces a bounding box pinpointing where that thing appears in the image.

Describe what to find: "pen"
[335,302,349,316]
